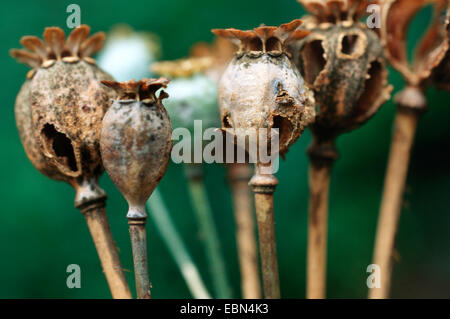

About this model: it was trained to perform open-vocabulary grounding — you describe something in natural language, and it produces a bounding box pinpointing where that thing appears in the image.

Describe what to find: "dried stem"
[147,189,211,299]
[249,163,280,299]
[227,163,261,299]
[185,164,232,298]
[370,94,423,299]
[306,138,337,299]
[128,218,150,299]
[80,200,131,299]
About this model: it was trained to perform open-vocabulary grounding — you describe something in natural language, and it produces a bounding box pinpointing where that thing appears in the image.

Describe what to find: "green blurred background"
[1,0,449,298]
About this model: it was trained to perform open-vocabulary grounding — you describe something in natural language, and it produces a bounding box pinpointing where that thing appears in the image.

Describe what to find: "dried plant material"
[381,0,449,87]
[100,78,172,220]
[292,0,391,300]
[100,78,172,299]
[298,0,372,24]
[213,18,315,300]
[11,25,105,80]
[10,24,114,206]
[370,0,449,300]
[214,19,315,156]
[293,21,391,142]
[11,25,131,299]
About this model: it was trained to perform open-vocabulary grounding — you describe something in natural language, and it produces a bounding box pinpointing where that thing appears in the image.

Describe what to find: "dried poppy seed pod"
[381,0,449,91]
[11,25,114,208]
[213,19,314,299]
[370,0,449,299]
[10,25,131,299]
[292,0,392,300]
[293,0,392,155]
[213,19,315,157]
[100,78,172,299]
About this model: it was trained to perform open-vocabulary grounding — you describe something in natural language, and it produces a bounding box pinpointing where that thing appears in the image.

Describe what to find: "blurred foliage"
[0,0,449,298]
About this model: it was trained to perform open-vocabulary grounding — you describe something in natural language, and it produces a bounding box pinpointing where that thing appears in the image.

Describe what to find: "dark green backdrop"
[1,0,449,298]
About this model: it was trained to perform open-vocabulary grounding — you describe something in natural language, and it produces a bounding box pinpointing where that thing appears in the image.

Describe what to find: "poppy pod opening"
[213,19,315,158]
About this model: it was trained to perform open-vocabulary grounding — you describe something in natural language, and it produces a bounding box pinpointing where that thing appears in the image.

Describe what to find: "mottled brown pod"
[100,78,172,299]
[213,19,314,299]
[293,0,392,299]
[371,0,449,299]
[10,25,131,299]
[293,1,391,148]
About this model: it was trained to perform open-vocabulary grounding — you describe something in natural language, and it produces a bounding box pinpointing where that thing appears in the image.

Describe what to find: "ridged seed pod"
[100,78,172,299]
[213,19,315,157]
[100,78,172,220]
[11,25,114,207]
[293,0,392,146]
[10,25,131,299]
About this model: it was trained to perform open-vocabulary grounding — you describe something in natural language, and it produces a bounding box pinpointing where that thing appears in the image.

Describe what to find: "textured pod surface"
[213,19,315,156]
[100,79,172,219]
[31,61,112,181]
[15,80,61,180]
[292,22,391,140]
[10,25,115,207]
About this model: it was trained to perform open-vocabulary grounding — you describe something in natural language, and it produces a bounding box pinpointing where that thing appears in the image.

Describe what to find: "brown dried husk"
[292,22,392,141]
[213,19,316,156]
[11,25,114,207]
[100,79,172,219]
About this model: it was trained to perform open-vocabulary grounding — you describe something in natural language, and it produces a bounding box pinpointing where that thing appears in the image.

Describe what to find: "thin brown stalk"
[81,201,132,299]
[249,163,280,299]
[128,218,151,299]
[307,162,332,299]
[369,108,420,299]
[228,163,261,299]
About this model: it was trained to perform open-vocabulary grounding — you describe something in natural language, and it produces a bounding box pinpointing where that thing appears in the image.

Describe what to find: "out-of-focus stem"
[128,218,150,299]
[185,164,232,298]
[80,199,132,299]
[306,138,337,299]
[249,163,280,299]
[147,189,211,299]
[227,163,261,299]
[370,87,425,299]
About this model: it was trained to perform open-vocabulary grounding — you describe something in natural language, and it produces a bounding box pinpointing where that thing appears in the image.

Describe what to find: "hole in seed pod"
[122,92,137,100]
[41,123,78,172]
[300,40,326,85]
[266,37,282,51]
[223,115,232,128]
[355,60,383,116]
[272,115,292,149]
[247,37,263,51]
[341,34,359,55]
[47,52,57,60]
[61,50,72,58]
